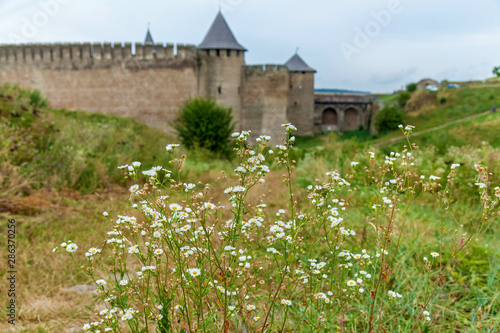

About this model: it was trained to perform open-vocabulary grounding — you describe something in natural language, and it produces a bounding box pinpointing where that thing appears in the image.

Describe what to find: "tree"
[493,66,500,78]
[174,97,235,157]
[406,82,417,93]
[374,105,405,133]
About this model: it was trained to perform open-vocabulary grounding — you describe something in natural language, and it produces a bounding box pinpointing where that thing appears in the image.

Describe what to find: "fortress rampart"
[0,42,201,133]
[0,43,197,65]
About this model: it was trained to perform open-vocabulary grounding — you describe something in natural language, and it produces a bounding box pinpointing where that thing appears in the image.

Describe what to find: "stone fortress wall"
[0,42,200,134]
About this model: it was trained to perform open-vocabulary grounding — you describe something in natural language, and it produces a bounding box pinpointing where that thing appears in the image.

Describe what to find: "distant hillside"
[372,83,500,141]
[315,88,371,95]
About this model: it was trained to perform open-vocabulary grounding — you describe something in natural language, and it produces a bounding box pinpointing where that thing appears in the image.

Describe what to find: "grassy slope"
[406,85,500,129]
[380,111,500,153]
[1,84,179,194]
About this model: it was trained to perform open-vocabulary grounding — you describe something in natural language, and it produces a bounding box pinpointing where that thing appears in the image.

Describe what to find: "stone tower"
[197,12,246,130]
[285,53,316,136]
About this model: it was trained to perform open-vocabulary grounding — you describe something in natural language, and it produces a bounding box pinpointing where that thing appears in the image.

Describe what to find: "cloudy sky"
[1,0,499,93]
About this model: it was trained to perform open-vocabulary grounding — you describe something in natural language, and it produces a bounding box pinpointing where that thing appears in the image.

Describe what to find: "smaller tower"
[198,12,246,129]
[285,52,316,136]
[144,24,154,44]
[144,24,155,53]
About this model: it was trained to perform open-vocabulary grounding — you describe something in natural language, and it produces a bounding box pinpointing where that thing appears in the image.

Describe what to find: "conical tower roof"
[285,53,315,72]
[198,12,246,51]
[145,27,154,44]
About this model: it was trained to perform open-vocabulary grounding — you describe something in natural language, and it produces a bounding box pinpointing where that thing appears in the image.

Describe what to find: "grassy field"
[0,85,499,332]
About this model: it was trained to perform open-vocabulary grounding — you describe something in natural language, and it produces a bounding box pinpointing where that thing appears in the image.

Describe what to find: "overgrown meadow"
[0,84,499,332]
[55,125,499,332]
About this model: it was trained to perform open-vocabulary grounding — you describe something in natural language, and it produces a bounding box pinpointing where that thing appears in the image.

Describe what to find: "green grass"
[377,93,401,103]
[407,86,500,129]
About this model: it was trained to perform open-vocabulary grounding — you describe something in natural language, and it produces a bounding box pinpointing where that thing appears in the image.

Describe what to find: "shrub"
[374,105,405,133]
[174,97,235,157]
[406,82,417,93]
[440,97,447,104]
[19,88,49,109]
[56,124,500,332]
[398,91,412,107]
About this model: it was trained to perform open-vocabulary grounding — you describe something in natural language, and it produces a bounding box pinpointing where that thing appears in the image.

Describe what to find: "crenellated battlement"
[0,42,198,67]
[244,64,288,75]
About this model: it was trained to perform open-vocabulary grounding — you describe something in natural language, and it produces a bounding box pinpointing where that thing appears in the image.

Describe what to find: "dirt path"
[373,110,492,148]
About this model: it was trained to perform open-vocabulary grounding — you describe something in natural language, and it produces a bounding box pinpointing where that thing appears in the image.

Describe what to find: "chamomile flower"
[180,225,191,232]
[203,202,216,209]
[96,279,107,286]
[165,144,179,151]
[119,279,128,286]
[154,249,164,255]
[187,268,201,277]
[431,252,439,258]
[281,299,292,306]
[129,184,139,193]
[128,245,139,254]
[169,203,182,211]
[316,262,327,269]
[246,305,256,310]
[121,313,133,321]
[347,280,357,287]
[66,243,78,253]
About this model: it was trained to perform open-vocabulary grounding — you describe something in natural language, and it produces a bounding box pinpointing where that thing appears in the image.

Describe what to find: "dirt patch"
[406,90,437,112]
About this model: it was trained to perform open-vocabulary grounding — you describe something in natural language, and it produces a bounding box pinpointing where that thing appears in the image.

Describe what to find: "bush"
[406,82,417,93]
[440,97,447,104]
[398,91,412,107]
[174,98,235,157]
[19,88,49,109]
[374,105,405,133]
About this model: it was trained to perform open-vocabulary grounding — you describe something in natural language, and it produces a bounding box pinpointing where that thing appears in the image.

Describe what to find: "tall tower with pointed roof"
[198,12,246,129]
[285,52,316,135]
